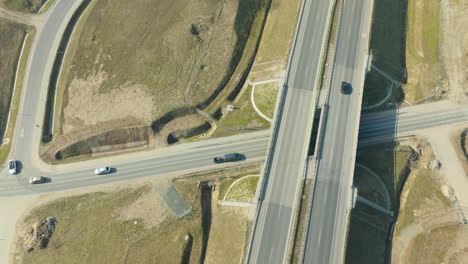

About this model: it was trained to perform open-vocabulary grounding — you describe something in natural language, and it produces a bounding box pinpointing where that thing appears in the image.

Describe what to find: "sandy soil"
[0,196,38,264]
[440,0,468,104]
[392,136,461,264]
[63,71,153,135]
[422,127,468,217]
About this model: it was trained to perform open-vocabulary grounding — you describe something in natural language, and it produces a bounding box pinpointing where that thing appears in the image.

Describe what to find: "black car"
[341,81,352,94]
[213,153,242,163]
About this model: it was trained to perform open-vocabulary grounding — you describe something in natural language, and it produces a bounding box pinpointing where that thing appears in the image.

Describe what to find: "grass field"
[56,0,262,137]
[356,142,415,204]
[404,0,441,103]
[345,142,417,264]
[254,82,279,119]
[14,170,253,263]
[345,217,388,264]
[223,176,259,202]
[363,0,441,108]
[0,0,48,12]
[363,0,406,108]
[254,0,300,63]
[212,85,270,138]
[0,21,29,165]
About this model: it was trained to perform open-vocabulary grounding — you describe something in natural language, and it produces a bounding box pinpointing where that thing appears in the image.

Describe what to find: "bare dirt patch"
[117,186,169,229]
[391,136,467,264]
[62,71,153,135]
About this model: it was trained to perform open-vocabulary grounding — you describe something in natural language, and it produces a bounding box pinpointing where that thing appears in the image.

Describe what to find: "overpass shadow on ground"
[344,0,409,263]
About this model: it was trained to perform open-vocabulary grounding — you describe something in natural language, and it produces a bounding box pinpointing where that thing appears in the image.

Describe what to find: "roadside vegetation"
[212,85,270,138]
[249,0,301,81]
[363,0,442,109]
[458,128,468,174]
[0,21,31,165]
[0,0,49,12]
[13,166,260,263]
[404,0,441,103]
[220,175,259,202]
[254,82,278,119]
[345,140,420,264]
[346,138,468,263]
[363,0,406,109]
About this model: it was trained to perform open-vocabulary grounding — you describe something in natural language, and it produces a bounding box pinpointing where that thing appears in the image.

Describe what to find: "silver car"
[94,167,112,175]
[29,176,45,184]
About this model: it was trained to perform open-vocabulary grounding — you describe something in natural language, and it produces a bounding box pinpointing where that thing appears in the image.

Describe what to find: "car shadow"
[16,161,24,174]
[42,177,52,184]
[238,153,247,161]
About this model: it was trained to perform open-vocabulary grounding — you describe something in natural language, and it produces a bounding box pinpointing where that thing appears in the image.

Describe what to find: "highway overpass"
[302,0,374,263]
[244,0,336,263]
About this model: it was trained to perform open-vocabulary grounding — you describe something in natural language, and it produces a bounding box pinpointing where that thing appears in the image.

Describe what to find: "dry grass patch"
[57,0,260,137]
[420,225,468,263]
[213,85,270,138]
[250,0,301,80]
[12,166,260,263]
[14,182,201,264]
[0,21,27,164]
[254,82,279,119]
[223,176,259,202]
[440,0,468,104]
[404,0,442,103]
[0,0,48,12]
[205,203,249,264]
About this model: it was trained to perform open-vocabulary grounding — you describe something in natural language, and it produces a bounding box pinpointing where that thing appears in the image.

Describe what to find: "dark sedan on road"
[213,153,243,163]
[341,81,352,94]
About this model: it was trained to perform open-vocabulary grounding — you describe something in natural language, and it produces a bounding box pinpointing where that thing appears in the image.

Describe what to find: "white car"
[94,167,112,175]
[8,160,17,175]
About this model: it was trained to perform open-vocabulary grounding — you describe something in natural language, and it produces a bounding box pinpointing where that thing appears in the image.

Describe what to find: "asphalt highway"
[359,105,468,143]
[0,131,270,196]
[302,0,373,263]
[1,104,467,196]
[245,0,335,263]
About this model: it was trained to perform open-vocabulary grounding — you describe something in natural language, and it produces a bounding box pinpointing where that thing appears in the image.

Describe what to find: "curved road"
[11,0,84,176]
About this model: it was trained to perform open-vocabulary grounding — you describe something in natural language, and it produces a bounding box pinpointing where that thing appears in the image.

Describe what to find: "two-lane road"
[1,103,467,197]
[12,0,84,176]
